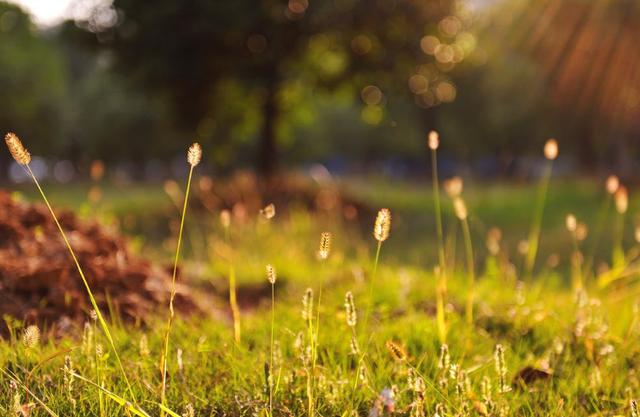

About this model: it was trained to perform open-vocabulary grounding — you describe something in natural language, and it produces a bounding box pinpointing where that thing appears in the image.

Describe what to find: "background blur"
[1,0,640,182]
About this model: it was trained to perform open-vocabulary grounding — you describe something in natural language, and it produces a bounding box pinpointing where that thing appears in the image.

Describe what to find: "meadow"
[2,137,640,417]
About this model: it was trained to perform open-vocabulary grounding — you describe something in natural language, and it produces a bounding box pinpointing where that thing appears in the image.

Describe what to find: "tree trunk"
[259,77,278,177]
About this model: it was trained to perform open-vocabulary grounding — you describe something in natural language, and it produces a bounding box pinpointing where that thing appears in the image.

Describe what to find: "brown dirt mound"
[0,190,193,334]
[192,171,375,221]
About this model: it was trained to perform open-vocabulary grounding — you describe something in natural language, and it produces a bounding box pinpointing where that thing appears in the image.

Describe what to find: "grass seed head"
[187,142,202,167]
[373,208,391,242]
[261,203,276,220]
[302,288,313,321]
[544,138,558,160]
[345,291,357,327]
[453,197,468,220]
[318,231,332,260]
[631,399,639,417]
[386,340,407,361]
[22,325,40,348]
[5,132,31,165]
[220,209,231,228]
[576,222,588,241]
[486,227,502,255]
[606,175,620,194]
[615,186,628,214]
[565,214,577,232]
[266,264,277,284]
[428,130,440,150]
[444,176,463,198]
[494,344,510,393]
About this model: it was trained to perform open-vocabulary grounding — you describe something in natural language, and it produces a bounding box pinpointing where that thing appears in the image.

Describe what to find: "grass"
[2,176,640,416]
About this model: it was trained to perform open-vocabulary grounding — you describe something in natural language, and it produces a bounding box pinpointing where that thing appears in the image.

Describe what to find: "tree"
[76,0,472,175]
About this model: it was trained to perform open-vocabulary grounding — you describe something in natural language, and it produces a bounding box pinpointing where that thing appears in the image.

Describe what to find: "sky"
[8,0,497,26]
[6,0,73,25]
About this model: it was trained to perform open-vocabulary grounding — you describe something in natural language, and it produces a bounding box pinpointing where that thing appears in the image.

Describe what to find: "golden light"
[420,35,440,55]
[434,44,454,64]
[351,34,373,55]
[435,81,457,103]
[408,74,429,94]
[361,85,383,105]
[439,16,462,37]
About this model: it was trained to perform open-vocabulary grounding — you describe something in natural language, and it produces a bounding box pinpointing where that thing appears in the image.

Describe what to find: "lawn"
[1,176,639,416]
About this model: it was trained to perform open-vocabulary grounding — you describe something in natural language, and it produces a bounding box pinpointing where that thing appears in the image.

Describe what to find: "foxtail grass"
[363,208,391,331]
[613,185,628,269]
[524,138,557,280]
[266,264,277,416]
[160,142,201,415]
[4,132,135,402]
[309,232,331,416]
[429,130,448,344]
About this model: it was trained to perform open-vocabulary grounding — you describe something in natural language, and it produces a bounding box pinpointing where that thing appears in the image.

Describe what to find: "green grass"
[2,178,640,416]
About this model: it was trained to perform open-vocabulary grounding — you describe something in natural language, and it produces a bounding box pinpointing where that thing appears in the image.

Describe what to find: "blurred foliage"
[0,3,66,154]
[1,0,638,176]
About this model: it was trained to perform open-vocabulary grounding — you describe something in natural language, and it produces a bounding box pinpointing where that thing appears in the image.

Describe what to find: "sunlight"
[6,0,73,25]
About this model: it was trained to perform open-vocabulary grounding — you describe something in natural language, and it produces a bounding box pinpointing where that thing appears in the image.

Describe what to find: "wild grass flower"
[543,138,558,160]
[613,185,629,268]
[494,344,510,394]
[606,175,620,195]
[182,403,195,417]
[63,356,76,408]
[318,231,332,260]
[5,132,31,165]
[566,213,584,290]
[302,288,314,322]
[364,209,392,334]
[266,263,277,416]
[444,176,463,198]
[220,209,231,229]
[481,376,494,412]
[187,142,202,167]
[266,264,277,284]
[373,208,391,242]
[386,340,407,362]
[438,344,451,388]
[428,130,448,344]
[410,375,426,417]
[5,132,135,400]
[524,138,558,280]
[615,186,628,214]
[161,142,201,415]
[139,335,150,357]
[345,291,357,327]
[261,203,276,220]
[428,130,440,150]
[486,227,502,256]
[22,325,40,349]
[566,214,577,232]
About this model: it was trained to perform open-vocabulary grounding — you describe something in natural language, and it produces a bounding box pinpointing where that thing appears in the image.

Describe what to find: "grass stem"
[431,147,447,344]
[160,164,194,415]
[25,164,135,402]
[524,160,553,280]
